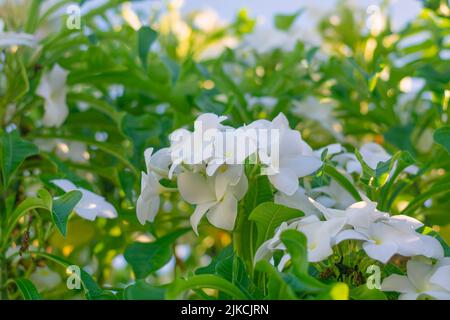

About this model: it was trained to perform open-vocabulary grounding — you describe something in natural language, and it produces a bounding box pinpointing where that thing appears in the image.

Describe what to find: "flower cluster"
[138,113,448,300]
[136,113,322,233]
[256,196,443,267]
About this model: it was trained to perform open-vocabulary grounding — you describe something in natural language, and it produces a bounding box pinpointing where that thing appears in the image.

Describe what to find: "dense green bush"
[0,0,449,300]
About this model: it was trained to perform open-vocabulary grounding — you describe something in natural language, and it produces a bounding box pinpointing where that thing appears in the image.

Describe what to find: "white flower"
[382,258,450,300]
[205,126,257,176]
[339,143,418,175]
[121,2,142,31]
[177,165,248,234]
[30,266,61,292]
[192,9,224,33]
[51,179,118,221]
[244,26,302,54]
[136,148,172,225]
[255,214,346,267]
[169,113,229,176]
[313,143,343,158]
[251,113,323,196]
[254,221,291,269]
[34,139,89,164]
[274,186,323,217]
[199,36,239,61]
[36,64,69,127]
[0,32,36,48]
[292,215,346,263]
[310,179,356,210]
[293,97,343,140]
[310,198,444,263]
[245,95,278,112]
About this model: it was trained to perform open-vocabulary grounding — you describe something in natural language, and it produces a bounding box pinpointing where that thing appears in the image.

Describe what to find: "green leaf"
[215,254,255,299]
[401,182,450,216]
[434,126,450,155]
[166,274,247,300]
[1,130,39,188]
[243,175,273,214]
[51,190,83,237]
[279,230,337,297]
[14,278,42,300]
[355,149,414,188]
[121,113,161,165]
[274,10,303,31]
[124,280,165,300]
[24,0,42,33]
[350,285,387,300]
[239,175,273,268]
[280,230,308,275]
[124,228,190,279]
[280,273,329,294]
[249,202,303,247]
[255,260,297,299]
[31,252,105,299]
[196,246,233,275]
[138,26,157,69]
[3,190,52,247]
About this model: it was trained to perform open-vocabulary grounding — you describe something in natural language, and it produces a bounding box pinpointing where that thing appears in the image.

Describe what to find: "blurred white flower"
[199,36,239,60]
[311,178,356,210]
[244,27,299,54]
[30,266,61,292]
[366,5,386,36]
[122,2,142,31]
[336,142,418,175]
[293,97,343,140]
[382,258,450,300]
[245,95,278,112]
[51,179,118,221]
[192,8,223,32]
[0,32,36,48]
[36,64,69,127]
[35,139,89,164]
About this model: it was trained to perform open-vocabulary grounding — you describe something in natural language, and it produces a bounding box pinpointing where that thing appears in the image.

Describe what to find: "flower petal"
[190,201,216,235]
[206,192,238,231]
[381,274,416,294]
[362,241,398,263]
[178,171,215,204]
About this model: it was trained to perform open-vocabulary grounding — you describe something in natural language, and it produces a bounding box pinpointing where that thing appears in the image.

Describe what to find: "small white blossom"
[382,258,450,300]
[36,64,69,127]
[51,179,118,221]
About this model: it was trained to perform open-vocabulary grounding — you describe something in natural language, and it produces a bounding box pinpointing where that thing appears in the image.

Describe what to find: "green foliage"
[51,190,83,237]
[274,10,303,31]
[137,27,157,70]
[124,280,165,300]
[0,130,38,188]
[249,203,303,247]
[166,274,247,300]
[0,0,449,301]
[434,126,450,155]
[125,229,190,279]
[14,278,42,300]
